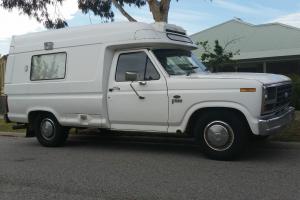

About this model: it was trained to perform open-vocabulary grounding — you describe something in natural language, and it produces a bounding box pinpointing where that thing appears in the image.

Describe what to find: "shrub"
[287,74,300,110]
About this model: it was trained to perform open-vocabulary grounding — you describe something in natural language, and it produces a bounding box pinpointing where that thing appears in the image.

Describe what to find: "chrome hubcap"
[40,119,55,140]
[203,121,234,151]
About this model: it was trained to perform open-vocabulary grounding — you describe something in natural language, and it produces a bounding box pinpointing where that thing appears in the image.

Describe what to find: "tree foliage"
[197,40,240,71]
[0,0,67,29]
[0,0,180,29]
[79,0,148,22]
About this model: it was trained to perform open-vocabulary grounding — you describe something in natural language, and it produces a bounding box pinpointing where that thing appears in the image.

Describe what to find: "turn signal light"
[240,88,256,92]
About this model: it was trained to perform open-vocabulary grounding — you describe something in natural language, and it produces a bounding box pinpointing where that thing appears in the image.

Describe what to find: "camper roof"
[9,22,196,54]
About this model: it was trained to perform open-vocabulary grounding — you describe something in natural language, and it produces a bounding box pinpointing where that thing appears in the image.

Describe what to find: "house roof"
[191,19,300,60]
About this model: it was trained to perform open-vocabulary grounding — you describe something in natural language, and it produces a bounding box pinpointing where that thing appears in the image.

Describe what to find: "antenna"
[234,17,242,21]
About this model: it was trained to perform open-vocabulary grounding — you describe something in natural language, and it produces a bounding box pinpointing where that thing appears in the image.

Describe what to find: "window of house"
[267,60,300,75]
[236,62,263,73]
[115,52,160,82]
[31,53,67,81]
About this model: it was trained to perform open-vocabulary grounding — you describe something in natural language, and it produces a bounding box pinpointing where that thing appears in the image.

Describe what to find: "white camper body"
[3,22,295,160]
[5,22,195,132]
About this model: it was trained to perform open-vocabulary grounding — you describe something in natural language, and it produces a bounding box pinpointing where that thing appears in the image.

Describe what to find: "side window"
[116,52,146,82]
[116,52,160,82]
[30,53,67,81]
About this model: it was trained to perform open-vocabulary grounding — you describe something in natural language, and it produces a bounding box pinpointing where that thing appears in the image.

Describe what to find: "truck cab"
[1,22,295,160]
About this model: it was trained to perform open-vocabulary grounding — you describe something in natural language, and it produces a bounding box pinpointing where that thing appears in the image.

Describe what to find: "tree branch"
[111,0,137,22]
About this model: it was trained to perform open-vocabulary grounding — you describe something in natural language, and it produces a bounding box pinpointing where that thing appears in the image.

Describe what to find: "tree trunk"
[160,0,171,22]
[148,0,171,22]
[112,0,171,23]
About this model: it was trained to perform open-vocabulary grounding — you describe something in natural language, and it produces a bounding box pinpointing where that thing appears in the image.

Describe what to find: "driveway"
[0,135,300,200]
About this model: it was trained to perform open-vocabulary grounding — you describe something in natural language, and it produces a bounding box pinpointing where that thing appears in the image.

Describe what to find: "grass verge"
[0,118,24,133]
[271,111,300,142]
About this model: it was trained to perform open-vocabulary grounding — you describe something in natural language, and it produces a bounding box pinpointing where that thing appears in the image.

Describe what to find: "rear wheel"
[34,114,68,147]
[193,111,249,160]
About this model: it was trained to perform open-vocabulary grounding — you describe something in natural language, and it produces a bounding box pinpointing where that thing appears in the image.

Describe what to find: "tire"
[193,111,249,160]
[34,114,69,147]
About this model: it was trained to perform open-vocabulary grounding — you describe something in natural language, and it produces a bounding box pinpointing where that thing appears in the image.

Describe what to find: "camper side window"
[115,52,160,82]
[30,53,67,81]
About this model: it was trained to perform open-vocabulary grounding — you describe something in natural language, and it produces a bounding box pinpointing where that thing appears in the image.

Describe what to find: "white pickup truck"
[1,22,295,160]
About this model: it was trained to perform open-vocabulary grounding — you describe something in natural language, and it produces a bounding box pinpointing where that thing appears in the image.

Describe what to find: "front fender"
[169,101,259,135]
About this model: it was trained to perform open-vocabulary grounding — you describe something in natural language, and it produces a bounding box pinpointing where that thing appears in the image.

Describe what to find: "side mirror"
[125,72,138,82]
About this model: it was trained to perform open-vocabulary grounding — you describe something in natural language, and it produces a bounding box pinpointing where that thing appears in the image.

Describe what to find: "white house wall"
[191,19,300,60]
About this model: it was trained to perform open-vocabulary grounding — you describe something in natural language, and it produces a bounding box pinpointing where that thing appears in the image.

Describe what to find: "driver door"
[107,50,169,132]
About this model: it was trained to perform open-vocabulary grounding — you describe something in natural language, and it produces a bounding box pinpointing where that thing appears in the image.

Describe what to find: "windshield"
[152,49,208,76]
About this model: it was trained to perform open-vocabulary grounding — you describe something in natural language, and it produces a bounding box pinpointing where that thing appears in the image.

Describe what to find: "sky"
[1,0,300,55]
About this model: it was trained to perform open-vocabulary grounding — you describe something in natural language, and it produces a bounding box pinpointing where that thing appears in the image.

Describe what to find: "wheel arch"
[27,108,60,125]
[180,102,258,135]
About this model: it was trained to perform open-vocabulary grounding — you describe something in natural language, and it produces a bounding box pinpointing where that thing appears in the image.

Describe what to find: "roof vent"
[166,29,186,36]
[152,23,186,35]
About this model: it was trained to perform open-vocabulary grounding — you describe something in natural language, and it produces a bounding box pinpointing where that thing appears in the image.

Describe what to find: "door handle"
[109,87,120,92]
[139,81,147,86]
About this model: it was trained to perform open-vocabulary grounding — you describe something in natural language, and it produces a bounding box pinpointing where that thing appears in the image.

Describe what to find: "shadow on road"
[66,134,204,158]
[244,140,300,161]
[41,133,300,161]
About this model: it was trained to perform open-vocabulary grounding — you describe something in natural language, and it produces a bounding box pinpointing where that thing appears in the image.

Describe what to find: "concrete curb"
[0,131,25,137]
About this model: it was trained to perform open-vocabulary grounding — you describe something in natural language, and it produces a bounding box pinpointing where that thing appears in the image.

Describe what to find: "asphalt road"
[0,134,300,200]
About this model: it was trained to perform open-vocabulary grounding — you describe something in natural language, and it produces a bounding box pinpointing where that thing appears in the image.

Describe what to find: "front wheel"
[34,114,69,147]
[194,111,249,160]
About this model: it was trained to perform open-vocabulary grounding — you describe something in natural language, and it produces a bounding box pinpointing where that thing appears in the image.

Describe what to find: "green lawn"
[271,111,300,142]
[0,112,300,141]
[0,118,24,133]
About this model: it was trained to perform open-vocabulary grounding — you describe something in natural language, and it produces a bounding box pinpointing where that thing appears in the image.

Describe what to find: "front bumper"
[258,107,295,136]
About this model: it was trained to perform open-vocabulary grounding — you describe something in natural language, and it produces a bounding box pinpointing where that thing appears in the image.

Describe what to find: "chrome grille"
[276,84,292,107]
[263,82,292,115]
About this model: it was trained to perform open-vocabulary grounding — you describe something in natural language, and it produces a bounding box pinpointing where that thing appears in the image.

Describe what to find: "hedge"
[287,74,300,110]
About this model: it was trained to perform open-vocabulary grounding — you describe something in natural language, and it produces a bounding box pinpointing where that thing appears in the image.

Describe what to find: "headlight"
[262,86,277,115]
[265,87,276,101]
